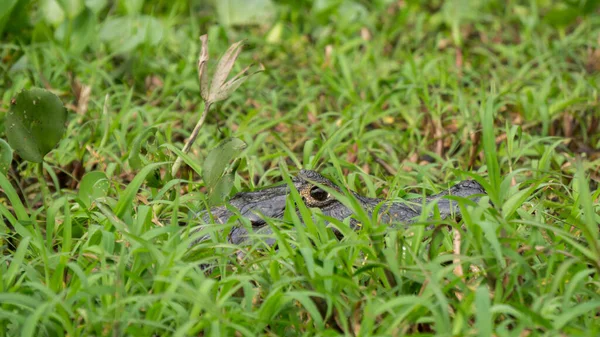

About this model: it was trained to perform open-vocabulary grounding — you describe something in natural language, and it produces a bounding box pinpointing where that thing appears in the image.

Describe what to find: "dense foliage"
[1,0,599,336]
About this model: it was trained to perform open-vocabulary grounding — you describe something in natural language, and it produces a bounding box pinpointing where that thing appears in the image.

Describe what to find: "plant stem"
[171,101,212,176]
[37,162,52,207]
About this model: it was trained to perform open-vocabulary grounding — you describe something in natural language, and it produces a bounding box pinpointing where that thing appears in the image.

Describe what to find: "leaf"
[0,171,29,221]
[0,139,13,175]
[3,236,31,288]
[479,220,506,268]
[428,226,447,260]
[6,88,67,163]
[78,171,110,208]
[0,0,19,21]
[208,173,234,206]
[202,138,246,192]
[266,22,283,43]
[198,34,210,101]
[210,69,251,103]
[475,285,492,336]
[62,6,97,54]
[163,143,203,176]
[172,35,262,177]
[0,0,20,36]
[211,64,264,103]
[502,181,539,219]
[553,301,600,329]
[283,291,325,329]
[99,15,163,54]
[480,95,500,205]
[583,0,600,13]
[544,5,580,27]
[209,40,244,101]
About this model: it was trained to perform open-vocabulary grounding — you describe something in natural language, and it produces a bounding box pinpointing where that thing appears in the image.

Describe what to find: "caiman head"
[197,170,486,245]
[199,170,342,244]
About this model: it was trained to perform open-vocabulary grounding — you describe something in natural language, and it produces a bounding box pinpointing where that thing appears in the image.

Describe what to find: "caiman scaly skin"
[196,170,486,245]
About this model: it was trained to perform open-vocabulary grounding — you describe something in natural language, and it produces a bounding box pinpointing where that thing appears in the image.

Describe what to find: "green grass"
[1,0,600,336]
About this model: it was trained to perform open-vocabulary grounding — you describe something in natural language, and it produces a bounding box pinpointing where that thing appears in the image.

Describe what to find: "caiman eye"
[310,186,329,201]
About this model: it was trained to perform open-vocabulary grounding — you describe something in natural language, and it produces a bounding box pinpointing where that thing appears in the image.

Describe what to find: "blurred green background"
[3,0,600,186]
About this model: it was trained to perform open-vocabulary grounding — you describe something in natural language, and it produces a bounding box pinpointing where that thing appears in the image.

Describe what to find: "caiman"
[195,170,486,245]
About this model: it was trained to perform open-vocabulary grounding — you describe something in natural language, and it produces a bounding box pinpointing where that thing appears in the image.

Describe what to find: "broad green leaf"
[208,173,234,206]
[543,4,580,27]
[583,0,600,13]
[202,138,246,191]
[55,6,96,54]
[0,0,20,36]
[78,171,110,208]
[31,20,54,43]
[6,88,67,163]
[0,139,13,175]
[99,15,163,54]
[0,0,20,19]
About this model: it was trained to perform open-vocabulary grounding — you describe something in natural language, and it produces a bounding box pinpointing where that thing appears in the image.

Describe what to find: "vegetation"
[1,0,599,336]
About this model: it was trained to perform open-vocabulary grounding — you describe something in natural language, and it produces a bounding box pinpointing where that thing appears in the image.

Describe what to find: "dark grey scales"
[195,170,486,245]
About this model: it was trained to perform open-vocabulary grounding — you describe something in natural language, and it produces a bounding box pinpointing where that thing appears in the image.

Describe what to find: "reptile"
[194,170,486,246]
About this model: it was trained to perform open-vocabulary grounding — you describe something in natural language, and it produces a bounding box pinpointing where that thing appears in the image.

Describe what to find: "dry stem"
[171,102,212,176]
